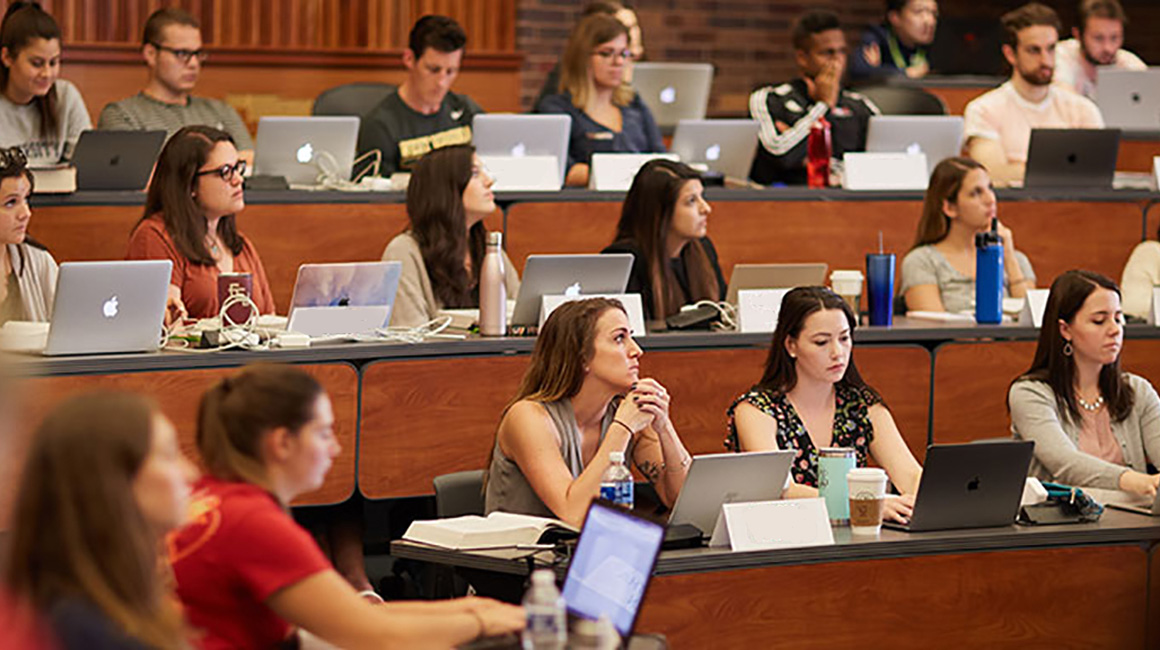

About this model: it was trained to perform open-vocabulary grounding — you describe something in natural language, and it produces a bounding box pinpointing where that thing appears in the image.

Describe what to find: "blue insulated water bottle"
[975,220,1004,325]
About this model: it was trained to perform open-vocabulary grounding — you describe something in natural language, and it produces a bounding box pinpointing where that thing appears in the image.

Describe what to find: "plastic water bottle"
[975,219,1004,325]
[522,569,566,650]
[806,116,832,189]
[600,451,634,509]
[479,231,507,336]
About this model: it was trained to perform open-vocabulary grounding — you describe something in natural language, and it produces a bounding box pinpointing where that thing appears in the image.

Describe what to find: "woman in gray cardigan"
[0,146,57,324]
[1008,270,1160,498]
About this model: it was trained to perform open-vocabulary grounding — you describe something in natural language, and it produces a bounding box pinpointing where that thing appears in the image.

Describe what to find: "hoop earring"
[1063,341,1073,357]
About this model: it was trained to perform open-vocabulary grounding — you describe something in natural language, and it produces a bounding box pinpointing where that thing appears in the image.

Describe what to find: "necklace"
[1076,393,1105,412]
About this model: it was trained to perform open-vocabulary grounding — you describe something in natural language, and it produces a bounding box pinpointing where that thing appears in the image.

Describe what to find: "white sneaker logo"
[450,109,465,120]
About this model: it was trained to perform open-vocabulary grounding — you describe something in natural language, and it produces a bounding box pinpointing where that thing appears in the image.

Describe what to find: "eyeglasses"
[591,48,634,62]
[0,147,28,171]
[196,160,246,181]
[149,42,209,64]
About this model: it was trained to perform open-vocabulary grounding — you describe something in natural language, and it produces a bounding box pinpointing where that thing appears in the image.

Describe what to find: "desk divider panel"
[503,202,623,275]
[931,340,1037,445]
[1123,338,1160,387]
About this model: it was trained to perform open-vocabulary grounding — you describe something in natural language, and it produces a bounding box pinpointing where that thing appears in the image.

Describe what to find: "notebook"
[510,254,634,327]
[1023,128,1120,190]
[725,263,828,304]
[666,450,795,539]
[43,261,172,356]
[631,62,714,128]
[865,115,965,176]
[254,116,360,185]
[286,261,402,337]
[669,119,760,180]
[473,114,571,189]
[73,130,167,191]
[1096,68,1160,131]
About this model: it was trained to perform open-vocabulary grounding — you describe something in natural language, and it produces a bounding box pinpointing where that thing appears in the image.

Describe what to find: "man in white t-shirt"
[963,2,1103,187]
[1054,0,1146,101]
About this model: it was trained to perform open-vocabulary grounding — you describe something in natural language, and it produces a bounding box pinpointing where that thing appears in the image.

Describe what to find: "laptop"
[511,254,634,327]
[254,116,360,185]
[1105,489,1160,517]
[1097,68,1160,131]
[286,262,402,337]
[669,119,759,180]
[1023,128,1120,190]
[473,114,571,189]
[631,62,714,128]
[726,263,828,304]
[73,130,166,191]
[885,440,1034,532]
[866,116,965,176]
[43,261,171,356]
[666,450,795,538]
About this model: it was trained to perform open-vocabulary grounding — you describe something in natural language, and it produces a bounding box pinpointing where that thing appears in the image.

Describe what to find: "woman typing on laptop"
[726,286,922,524]
[0,145,56,324]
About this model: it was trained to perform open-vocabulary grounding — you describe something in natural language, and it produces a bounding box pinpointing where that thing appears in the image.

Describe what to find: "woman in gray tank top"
[484,297,692,526]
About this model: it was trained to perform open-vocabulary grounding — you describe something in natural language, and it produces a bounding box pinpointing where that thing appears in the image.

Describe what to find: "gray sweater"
[1008,374,1160,490]
[6,243,57,322]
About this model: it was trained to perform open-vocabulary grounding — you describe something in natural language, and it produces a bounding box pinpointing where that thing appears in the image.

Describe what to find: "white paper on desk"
[708,498,834,552]
[738,289,789,333]
[1150,287,1160,326]
[1017,290,1049,328]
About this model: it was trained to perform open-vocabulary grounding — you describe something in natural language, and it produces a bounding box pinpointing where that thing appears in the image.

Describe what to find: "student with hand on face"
[1054,0,1145,101]
[0,146,56,325]
[850,0,939,81]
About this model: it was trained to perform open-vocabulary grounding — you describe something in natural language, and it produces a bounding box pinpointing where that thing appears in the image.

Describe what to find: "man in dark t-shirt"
[357,15,484,175]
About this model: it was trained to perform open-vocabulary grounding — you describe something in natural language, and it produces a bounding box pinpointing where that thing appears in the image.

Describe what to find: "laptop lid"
[287,262,402,337]
[670,119,760,180]
[254,116,360,185]
[865,116,964,176]
[511,254,634,326]
[1096,68,1160,131]
[562,500,664,638]
[73,130,166,191]
[726,263,828,304]
[1024,128,1120,189]
[631,62,714,128]
[1106,487,1160,516]
[44,261,171,356]
[666,450,795,537]
[473,114,571,188]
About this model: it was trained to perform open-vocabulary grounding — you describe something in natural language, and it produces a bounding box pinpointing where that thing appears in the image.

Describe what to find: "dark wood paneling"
[1120,139,1160,174]
[931,341,1036,444]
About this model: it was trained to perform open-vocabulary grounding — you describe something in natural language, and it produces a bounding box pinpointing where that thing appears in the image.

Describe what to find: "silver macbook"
[726,263,828,304]
[73,130,166,191]
[866,116,965,176]
[511,254,634,327]
[254,116,360,185]
[667,450,795,538]
[287,262,402,337]
[1106,489,1160,516]
[44,261,171,356]
[631,62,713,128]
[1024,128,1120,190]
[472,114,571,189]
[670,119,759,180]
[1097,68,1160,130]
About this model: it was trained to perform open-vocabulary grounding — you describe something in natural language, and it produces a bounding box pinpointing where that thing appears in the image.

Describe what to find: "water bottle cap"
[487,231,503,246]
[531,569,555,585]
[609,450,625,462]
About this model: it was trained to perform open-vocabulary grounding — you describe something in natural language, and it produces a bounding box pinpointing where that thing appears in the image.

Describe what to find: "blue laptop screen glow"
[561,503,664,636]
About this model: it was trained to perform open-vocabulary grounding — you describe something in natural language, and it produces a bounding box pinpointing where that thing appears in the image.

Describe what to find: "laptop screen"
[562,501,664,637]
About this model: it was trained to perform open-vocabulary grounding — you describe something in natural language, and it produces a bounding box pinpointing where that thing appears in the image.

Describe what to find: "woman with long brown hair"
[485,297,691,526]
[382,144,519,327]
[0,145,56,324]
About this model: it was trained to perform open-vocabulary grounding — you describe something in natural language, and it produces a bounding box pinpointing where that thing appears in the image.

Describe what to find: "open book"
[403,512,578,551]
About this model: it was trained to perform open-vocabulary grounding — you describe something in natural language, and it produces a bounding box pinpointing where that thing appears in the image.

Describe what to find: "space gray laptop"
[667,450,795,538]
[1024,128,1120,190]
[73,130,166,191]
[254,116,360,185]
[1106,488,1160,516]
[866,116,965,176]
[44,261,171,356]
[885,440,1034,532]
[670,119,759,180]
[472,114,571,189]
[287,262,402,337]
[726,263,828,304]
[631,62,713,128]
[511,254,634,327]
[1097,68,1160,131]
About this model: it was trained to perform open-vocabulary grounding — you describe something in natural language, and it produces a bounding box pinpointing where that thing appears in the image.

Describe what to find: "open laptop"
[670,119,759,180]
[866,116,965,176]
[1023,128,1120,190]
[511,254,634,327]
[1097,68,1160,131]
[43,261,171,356]
[254,116,360,185]
[726,263,828,304]
[666,450,795,539]
[473,114,571,189]
[73,130,166,191]
[631,62,713,128]
[1106,489,1160,517]
[885,440,1034,532]
[286,262,402,337]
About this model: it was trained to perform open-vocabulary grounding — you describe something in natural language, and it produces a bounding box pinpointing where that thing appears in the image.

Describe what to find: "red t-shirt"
[168,477,331,650]
[126,216,277,320]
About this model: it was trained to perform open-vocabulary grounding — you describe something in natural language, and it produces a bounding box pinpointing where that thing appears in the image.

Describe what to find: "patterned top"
[726,383,880,487]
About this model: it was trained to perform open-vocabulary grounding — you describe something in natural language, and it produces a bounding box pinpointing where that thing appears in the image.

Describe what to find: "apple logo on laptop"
[296,142,314,164]
[1131,92,1141,103]
[966,476,981,491]
[511,142,527,157]
[109,154,121,167]
[906,142,922,156]
[705,144,721,161]
[102,296,119,319]
[1067,153,1078,165]
[564,282,582,298]
[659,86,677,104]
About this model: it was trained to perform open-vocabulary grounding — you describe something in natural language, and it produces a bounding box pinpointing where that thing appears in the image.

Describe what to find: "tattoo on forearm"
[637,460,661,483]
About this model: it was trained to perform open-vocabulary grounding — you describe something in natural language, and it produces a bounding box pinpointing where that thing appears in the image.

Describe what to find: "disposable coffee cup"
[847,467,888,535]
[830,270,864,314]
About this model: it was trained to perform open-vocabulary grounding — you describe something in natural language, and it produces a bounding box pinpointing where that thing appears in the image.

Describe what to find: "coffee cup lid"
[847,467,887,480]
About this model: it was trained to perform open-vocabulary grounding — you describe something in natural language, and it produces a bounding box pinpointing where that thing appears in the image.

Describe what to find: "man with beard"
[963,3,1102,186]
[1055,0,1145,101]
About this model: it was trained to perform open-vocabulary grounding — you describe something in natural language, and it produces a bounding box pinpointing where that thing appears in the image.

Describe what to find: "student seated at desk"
[1009,270,1160,498]
[901,157,1036,314]
[601,159,726,322]
[382,144,519,328]
[532,1,644,110]
[535,13,664,188]
[1118,234,1160,321]
[0,145,56,324]
[485,297,691,527]
[126,125,275,324]
[726,286,921,524]
[170,364,524,649]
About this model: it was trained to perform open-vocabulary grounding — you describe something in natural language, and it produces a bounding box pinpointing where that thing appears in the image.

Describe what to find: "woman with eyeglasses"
[0,2,91,165]
[127,125,275,324]
[0,146,56,325]
[535,13,664,187]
